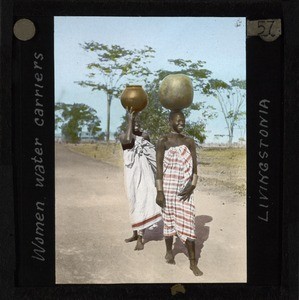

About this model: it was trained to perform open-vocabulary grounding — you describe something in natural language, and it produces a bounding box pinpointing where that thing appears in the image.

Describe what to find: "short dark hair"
[169,110,185,122]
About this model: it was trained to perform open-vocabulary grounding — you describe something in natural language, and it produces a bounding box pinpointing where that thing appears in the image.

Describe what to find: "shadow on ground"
[143,215,213,264]
[172,215,213,263]
[143,219,164,243]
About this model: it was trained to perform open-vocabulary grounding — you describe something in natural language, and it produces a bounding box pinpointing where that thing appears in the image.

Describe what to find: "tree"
[55,102,102,143]
[76,42,155,142]
[116,58,217,145]
[184,104,208,144]
[143,59,216,144]
[155,59,217,142]
[205,78,246,145]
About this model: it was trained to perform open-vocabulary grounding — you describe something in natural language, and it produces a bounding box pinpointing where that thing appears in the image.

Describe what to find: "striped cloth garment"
[162,145,196,243]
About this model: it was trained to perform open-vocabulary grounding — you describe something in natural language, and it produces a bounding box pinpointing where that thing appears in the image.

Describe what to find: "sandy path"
[55,143,246,284]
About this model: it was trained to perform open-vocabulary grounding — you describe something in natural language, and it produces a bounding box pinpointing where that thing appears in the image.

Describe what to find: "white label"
[247,19,282,42]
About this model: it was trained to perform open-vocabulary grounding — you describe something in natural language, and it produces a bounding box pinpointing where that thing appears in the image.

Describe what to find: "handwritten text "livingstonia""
[258,99,270,222]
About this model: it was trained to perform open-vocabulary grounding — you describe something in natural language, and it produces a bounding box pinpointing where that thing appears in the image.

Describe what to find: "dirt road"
[55,143,246,284]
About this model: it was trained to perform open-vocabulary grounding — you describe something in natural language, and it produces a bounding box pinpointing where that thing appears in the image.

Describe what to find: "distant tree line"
[55,102,102,143]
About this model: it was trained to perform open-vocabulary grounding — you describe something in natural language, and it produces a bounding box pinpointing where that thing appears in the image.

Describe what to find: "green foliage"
[116,97,207,145]
[115,79,169,143]
[138,102,169,144]
[116,58,217,144]
[167,59,211,89]
[76,42,155,97]
[205,78,246,145]
[184,121,206,143]
[140,59,216,144]
[77,45,218,144]
[75,42,155,141]
[55,102,102,143]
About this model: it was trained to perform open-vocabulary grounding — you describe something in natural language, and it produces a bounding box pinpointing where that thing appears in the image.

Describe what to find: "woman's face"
[133,119,143,133]
[170,112,185,133]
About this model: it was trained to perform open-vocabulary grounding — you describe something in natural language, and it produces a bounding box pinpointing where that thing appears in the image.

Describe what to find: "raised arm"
[119,109,134,145]
[155,137,166,208]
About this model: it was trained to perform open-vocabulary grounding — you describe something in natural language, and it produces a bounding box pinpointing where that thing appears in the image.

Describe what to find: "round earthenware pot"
[120,85,148,112]
[159,74,194,110]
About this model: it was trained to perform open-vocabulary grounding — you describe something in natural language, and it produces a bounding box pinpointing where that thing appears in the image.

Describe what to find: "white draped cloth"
[123,135,162,231]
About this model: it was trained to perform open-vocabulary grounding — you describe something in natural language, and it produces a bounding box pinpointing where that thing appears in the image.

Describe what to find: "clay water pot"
[120,85,148,112]
[159,74,194,110]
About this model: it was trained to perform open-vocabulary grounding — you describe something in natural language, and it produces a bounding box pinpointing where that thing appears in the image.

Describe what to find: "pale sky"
[54,16,246,143]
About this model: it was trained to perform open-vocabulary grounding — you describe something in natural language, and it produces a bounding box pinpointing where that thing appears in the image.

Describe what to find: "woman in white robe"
[120,110,161,250]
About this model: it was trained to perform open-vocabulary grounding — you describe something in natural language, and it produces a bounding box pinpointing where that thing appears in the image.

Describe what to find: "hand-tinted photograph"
[54,16,246,283]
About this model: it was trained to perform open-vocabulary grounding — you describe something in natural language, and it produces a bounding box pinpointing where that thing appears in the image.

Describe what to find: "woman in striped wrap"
[156,110,202,276]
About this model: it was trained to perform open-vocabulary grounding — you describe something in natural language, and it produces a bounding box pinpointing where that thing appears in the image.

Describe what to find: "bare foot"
[165,251,176,264]
[134,236,144,251]
[190,260,203,276]
[125,235,138,243]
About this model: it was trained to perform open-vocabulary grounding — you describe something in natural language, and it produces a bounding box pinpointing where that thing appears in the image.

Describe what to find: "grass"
[67,142,124,168]
[198,147,246,196]
[66,142,246,196]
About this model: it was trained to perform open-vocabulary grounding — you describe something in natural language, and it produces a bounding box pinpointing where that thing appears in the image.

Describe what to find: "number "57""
[258,20,276,37]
